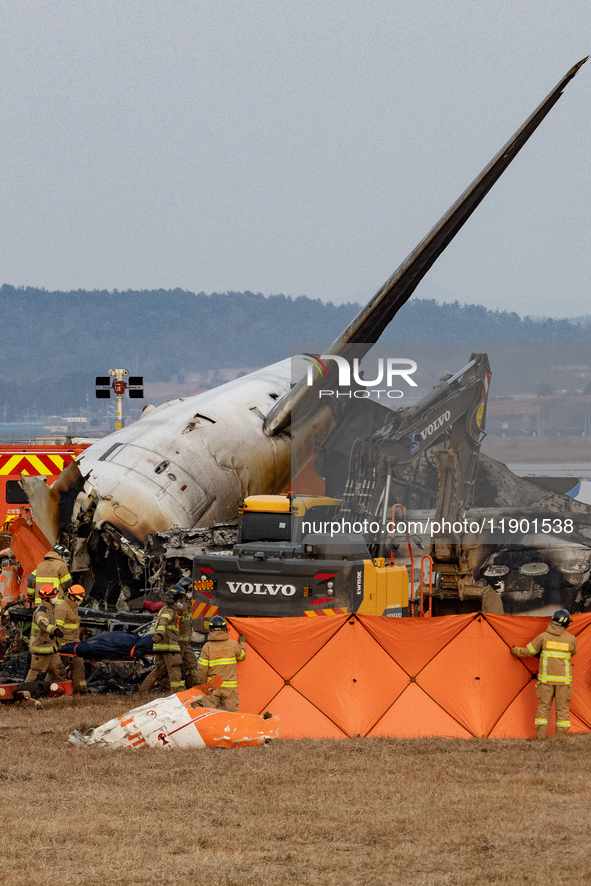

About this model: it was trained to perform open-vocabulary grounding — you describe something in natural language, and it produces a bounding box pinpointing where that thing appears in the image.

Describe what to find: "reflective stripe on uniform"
[36,576,60,588]
[534,718,549,725]
[56,620,78,630]
[556,721,571,728]
[526,642,537,654]
[221,680,238,688]
[539,646,572,682]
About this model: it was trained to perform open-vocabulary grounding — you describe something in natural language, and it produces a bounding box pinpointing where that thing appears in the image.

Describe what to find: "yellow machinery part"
[240,494,341,516]
[356,560,409,616]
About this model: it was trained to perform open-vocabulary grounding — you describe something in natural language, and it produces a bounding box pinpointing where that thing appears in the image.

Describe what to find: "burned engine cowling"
[479,533,591,615]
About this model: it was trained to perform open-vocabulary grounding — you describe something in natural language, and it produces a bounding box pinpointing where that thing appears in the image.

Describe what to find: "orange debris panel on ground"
[229,612,591,739]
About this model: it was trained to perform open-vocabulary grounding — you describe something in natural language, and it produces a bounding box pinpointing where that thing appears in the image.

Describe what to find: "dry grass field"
[1,694,591,886]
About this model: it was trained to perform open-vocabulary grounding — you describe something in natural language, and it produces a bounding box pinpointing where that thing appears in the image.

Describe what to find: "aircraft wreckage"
[20,58,591,616]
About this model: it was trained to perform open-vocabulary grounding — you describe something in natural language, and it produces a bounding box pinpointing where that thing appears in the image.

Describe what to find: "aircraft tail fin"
[264,58,587,437]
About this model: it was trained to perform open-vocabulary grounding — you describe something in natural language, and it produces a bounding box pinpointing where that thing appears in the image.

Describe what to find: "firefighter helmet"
[39,584,57,600]
[209,615,227,632]
[51,543,70,559]
[176,576,193,593]
[164,584,186,602]
[69,584,85,601]
[552,609,571,627]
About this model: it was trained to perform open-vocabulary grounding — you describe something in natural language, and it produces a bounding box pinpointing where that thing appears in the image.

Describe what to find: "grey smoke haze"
[1,2,589,316]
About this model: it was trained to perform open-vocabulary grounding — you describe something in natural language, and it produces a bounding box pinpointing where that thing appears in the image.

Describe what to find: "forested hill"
[2,284,588,382]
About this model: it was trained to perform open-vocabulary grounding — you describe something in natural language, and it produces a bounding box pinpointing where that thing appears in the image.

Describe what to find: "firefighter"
[25,584,67,682]
[26,572,36,608]
[55,584,87,693]
[197,615,246,712]
[28,543,73,607]
[138,586,185,695]
[176,577,200,688]
[511,609,577,739]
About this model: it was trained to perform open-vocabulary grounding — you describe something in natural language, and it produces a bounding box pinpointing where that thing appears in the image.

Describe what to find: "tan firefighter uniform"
[197,630,246,712]
[512,621,577,738]
[178,596,199,688]
[29,552,73,606]
[139,603,185,694]
[26,598,67,682]
[54,596,87,693]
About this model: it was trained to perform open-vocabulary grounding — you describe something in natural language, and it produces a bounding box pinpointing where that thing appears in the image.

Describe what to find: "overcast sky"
[1,2,590,316]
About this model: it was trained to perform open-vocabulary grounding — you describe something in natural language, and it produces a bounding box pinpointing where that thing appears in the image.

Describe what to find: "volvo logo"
[419,410,451,441]
[227,582,296,597]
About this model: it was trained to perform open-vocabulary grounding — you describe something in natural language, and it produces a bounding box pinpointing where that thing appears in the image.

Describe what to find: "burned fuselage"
[19,59,590,611]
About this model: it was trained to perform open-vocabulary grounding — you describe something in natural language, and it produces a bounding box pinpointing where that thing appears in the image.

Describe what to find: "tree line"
[0,284,589,420]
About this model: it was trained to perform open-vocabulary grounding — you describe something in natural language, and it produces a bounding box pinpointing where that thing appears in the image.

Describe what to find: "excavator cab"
[238,495,342,545]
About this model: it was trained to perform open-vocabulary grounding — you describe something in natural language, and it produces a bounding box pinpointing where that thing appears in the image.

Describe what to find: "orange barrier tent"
[227,613,591,739]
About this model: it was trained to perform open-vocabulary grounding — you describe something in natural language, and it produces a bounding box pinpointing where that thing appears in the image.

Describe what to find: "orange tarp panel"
[359,612,474,677]
[223,613,590,740]
[368,683,472,739]
[291,617,409,736]
[485,613,591,729]
[230,615,347,679]
[263,686,347,739]
[489,680,589,739]
[564,626,591,729]
[234,644,284,715]
[418,616,532,737]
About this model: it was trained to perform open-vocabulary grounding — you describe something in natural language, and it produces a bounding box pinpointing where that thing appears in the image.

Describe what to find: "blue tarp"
[60,632,154,659]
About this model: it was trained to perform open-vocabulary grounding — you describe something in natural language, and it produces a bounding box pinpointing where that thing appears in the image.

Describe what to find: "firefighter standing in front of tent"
[197,616,246,712]
[511,609,577,739]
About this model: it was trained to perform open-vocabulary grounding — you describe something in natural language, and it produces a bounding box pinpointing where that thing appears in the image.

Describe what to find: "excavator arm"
[339,354,491,526]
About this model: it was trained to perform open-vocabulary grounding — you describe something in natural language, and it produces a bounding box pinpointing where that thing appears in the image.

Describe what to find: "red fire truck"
[0,443,90,529]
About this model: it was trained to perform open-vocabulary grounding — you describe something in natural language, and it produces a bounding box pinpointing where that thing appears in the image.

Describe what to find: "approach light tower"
[95,370,144,430]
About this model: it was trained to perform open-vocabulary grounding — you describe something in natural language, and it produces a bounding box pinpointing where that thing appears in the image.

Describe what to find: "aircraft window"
[154,460,170,475]
[6,480,29,504]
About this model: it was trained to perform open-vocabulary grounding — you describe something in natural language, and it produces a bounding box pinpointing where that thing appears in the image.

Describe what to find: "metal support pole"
[115,391,123,431]
[110,369,129,432]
